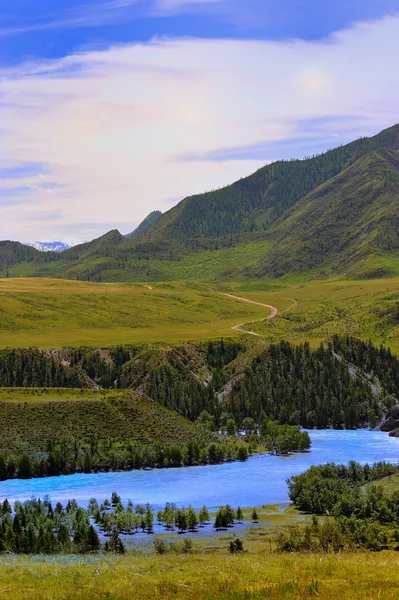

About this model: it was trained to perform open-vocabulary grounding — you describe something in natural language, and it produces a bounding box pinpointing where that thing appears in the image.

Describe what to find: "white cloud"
[295,67,334,97]
[1,14,399,241]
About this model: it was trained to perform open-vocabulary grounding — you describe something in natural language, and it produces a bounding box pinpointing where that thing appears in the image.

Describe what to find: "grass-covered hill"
[0,389,210,456]
[249,148,399,279]
[2,123,399,282]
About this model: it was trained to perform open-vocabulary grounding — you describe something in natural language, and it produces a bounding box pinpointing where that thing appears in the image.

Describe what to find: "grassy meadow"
[227,277,399,353]
[1,548,399,599]
[0,278,270,348]
[0,276,398,351]
[0,502,398,600]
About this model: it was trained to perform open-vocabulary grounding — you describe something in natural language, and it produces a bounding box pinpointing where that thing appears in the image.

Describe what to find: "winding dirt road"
[140,284,295,337]
[221,293,296,337]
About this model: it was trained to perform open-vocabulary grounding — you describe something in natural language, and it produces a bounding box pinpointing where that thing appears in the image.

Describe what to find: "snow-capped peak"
[26,241,72,253]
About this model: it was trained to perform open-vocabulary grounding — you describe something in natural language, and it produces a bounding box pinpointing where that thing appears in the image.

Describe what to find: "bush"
[229,538,244,553]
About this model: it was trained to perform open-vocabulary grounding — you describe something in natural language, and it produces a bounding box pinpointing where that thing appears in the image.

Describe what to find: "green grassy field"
[1,548,399,599]
[0,278,270,348]
[227,277,399,353]
[364,473,399,495]
[0,495,399,599]
[0,276,398,351]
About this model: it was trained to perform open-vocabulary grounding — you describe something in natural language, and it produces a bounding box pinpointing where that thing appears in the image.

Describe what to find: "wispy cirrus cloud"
[1,13,399,241]
[0,0,223,38]
[0,2,142,37]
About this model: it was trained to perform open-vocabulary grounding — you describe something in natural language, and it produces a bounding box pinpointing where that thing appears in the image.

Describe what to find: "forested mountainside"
[1,337,398,431]
[1,123,399,281]
[125,211,162,239]
[136,124,399,242]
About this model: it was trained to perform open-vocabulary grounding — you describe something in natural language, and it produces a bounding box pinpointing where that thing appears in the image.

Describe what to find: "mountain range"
[3,123,399,282]
[26,241,73,253]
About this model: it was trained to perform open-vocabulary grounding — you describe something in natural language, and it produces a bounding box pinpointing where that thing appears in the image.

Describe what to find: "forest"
[227,338,397,429]
[0,336,398,433]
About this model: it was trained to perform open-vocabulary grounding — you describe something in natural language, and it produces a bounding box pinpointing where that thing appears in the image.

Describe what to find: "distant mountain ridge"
[125,211,162,239]
[26,241,72,253]
[2,123,399,282]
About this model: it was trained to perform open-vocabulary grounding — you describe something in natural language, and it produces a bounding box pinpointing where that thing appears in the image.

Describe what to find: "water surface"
[1,430,398,508]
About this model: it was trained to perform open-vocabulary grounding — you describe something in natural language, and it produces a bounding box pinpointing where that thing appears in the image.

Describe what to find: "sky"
[1,1,399,242]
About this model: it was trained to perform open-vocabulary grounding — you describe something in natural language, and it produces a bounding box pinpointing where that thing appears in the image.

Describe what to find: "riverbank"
[1,430,397,508]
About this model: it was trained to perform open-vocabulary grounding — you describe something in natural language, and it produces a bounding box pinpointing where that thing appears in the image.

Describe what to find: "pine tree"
[87,525,100,551]
[187,507,198,532]
[0,454,7,481]
[18,454,32,479]
[199,506,209,526]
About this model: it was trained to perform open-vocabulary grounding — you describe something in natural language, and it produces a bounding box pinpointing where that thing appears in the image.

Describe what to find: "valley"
[1,125,399,600]
[0,276,398,352]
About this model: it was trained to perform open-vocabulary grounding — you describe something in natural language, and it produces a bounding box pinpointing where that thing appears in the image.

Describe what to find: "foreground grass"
[1,550,399,600]
[0,505,397,599]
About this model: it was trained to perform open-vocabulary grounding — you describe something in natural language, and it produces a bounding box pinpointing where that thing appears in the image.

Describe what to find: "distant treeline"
[332,336,399,397]
[0,345,136,389]
[0,336,397,431]
[0,438,252,482]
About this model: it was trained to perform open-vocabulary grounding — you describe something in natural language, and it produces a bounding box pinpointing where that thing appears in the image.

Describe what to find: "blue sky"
[2,0,399,64]
[1,0,399,241]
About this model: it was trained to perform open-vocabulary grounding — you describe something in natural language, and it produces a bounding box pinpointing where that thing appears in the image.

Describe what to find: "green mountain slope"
[125,211,162,239]
[247,148,399,279]
[136,123,399,242]
[0,241,41,272]
[2,123,399,282]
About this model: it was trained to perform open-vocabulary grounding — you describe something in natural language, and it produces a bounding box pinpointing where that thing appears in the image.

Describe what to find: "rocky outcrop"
[381,418,399,432]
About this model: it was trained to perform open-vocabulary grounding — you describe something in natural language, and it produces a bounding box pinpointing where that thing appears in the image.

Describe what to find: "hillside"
[0,336,397,432]
[2,123,399,281]
[249,148,399,279]
[125,211,162,239]
[0,388,210,456]
[137,123,399,243]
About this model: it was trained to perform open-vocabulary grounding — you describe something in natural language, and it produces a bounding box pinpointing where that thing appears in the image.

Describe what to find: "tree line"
[0,497,107,555]
[0,419,311,482]
[0,437,253,482]
[227,339,397,429]
[284,461,399,552]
